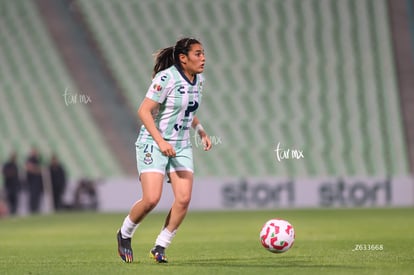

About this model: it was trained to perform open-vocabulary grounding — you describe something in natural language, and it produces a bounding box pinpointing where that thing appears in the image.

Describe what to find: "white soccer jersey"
[137,65,204,148]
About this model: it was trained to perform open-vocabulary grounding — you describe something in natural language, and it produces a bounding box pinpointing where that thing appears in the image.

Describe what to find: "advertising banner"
[97,176,414,212]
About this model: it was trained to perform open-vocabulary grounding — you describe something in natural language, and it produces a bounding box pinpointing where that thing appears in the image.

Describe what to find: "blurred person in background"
[49,154,67,211]
[116,37,212,264]
[2,151,21,215]
[25,147,44,214]
[73,178,97,210]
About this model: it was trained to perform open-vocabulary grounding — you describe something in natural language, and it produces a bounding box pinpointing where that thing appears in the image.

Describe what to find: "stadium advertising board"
[98,176,414,212]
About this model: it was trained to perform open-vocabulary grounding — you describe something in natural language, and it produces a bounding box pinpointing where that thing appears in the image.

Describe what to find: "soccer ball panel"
[260,219,295,253]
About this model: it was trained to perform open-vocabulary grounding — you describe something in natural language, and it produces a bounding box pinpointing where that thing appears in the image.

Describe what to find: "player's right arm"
[137,98,176,157]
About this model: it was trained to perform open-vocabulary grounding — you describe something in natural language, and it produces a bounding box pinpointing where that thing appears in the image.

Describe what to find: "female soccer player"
[117,37,212,264]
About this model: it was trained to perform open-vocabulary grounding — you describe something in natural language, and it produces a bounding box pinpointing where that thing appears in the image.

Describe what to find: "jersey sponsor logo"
[152,84,162,92]
[185,101,199,117]
[173,100,199,132]
[174,124,191,131]
[176,86,199,94]
[177,85,185,94]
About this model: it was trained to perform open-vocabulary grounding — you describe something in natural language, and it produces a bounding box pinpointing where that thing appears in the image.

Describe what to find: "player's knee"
[147,199,160,210]
[143,196,161,211]
[176,194,191,209]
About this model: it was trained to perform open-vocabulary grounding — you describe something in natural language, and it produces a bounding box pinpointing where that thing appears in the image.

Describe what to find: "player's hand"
[199,131,212,151]
[158,140,176,157]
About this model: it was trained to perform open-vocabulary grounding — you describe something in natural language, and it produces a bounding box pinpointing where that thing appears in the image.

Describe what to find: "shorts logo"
[144,153,153,165]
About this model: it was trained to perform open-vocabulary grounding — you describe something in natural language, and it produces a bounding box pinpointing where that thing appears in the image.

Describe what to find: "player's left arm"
[192,116,212,151]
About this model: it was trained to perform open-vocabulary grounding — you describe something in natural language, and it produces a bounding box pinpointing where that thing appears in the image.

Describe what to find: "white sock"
[120,215,139,239]
[155,228,177,248]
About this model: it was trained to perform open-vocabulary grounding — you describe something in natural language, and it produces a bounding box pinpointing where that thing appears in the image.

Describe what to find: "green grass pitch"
[0,208,413,274]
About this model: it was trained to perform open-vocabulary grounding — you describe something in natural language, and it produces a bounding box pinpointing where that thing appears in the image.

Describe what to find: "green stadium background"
[1,0,413,211]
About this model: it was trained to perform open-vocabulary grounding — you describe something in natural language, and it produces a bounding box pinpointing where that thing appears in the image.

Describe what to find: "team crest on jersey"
[152,84,162,92]
[143,153,153,165]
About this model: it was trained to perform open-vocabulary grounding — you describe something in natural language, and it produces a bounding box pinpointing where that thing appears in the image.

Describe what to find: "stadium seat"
[0,0,409,177]
[54,0,412,177]
[0,0,123,179]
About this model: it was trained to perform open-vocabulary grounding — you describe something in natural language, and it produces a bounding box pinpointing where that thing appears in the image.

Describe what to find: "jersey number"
[143,144,153,153]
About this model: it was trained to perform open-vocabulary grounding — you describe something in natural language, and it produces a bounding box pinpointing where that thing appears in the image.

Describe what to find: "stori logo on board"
[220,178,393,208]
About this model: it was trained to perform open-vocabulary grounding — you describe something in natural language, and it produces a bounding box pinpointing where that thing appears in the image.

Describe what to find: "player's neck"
[183,70,195,83]
[175,64,197,85]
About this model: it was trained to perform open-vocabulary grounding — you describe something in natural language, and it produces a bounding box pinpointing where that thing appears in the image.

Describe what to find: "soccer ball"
[260,219,295,253]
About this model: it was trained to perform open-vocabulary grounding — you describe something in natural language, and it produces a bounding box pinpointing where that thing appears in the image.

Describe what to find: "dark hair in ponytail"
[152,37,201,78]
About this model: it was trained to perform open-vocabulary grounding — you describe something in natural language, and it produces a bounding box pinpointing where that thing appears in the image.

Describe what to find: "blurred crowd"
[0,146,98,218]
